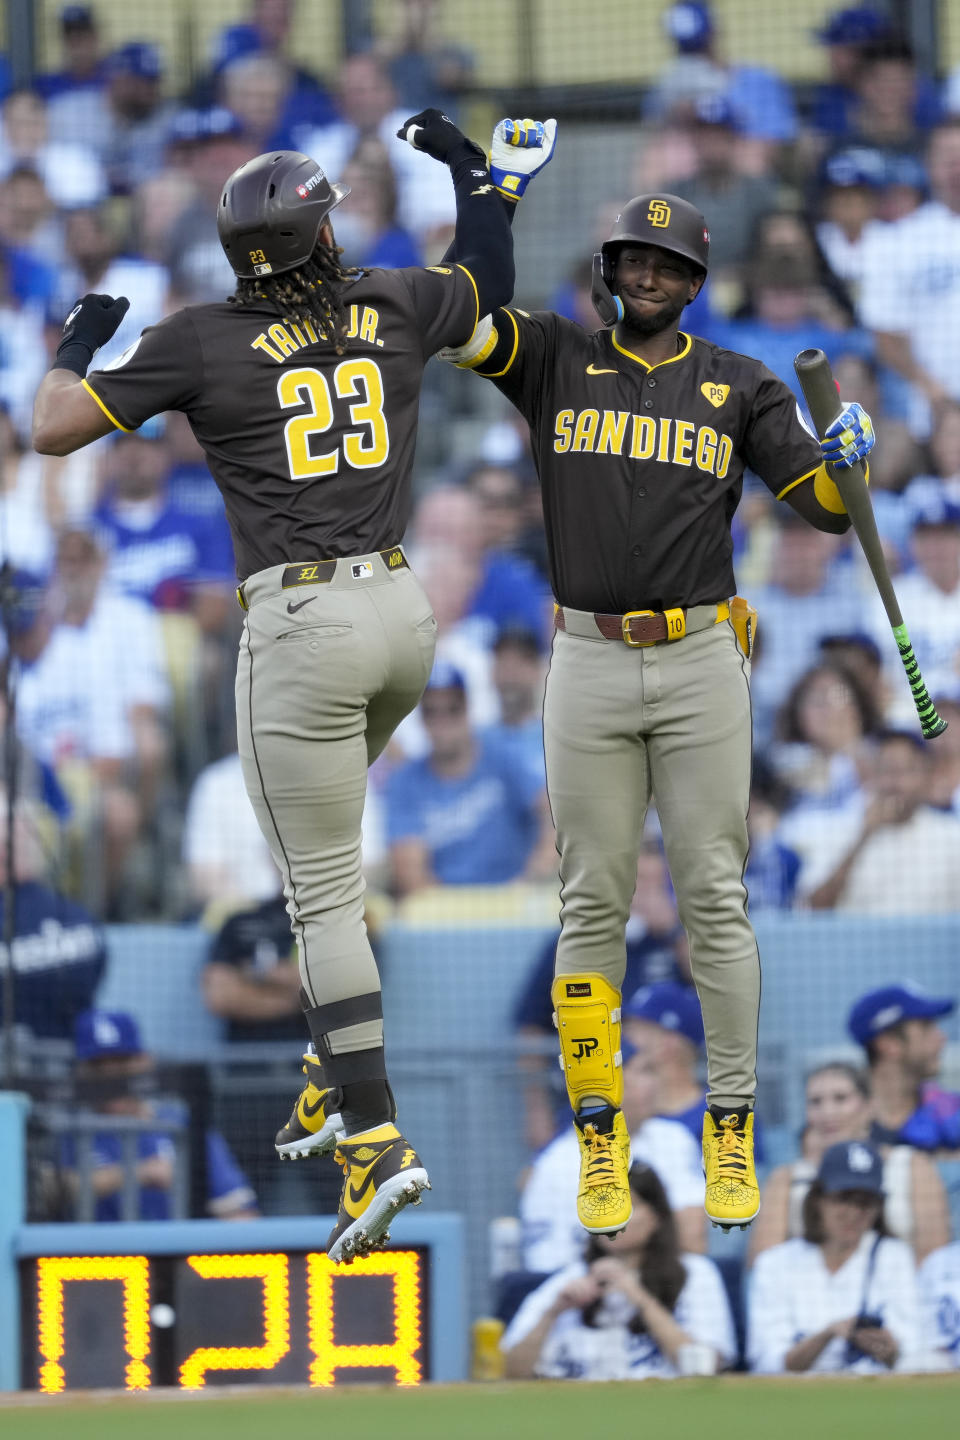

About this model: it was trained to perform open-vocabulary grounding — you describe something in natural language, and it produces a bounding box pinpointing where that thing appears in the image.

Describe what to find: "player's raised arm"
[436,116,558,373]
[397,107,518,323]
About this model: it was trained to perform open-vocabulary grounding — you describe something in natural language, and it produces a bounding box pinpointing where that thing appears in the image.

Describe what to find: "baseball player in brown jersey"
[443,181,875,1236]
[32,108,557,1262]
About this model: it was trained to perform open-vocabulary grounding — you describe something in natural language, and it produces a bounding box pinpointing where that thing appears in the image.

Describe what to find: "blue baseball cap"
[816,7,887,46]
[424,659,467,694]
[664,2,713,54]
[61,4,94,29]
[168,106,246,147]
[625,981,705,1047]
[910,494,960,530]
[212,23,262,73]
[108,42,163,81]
[692,93,740,130]
[847,984,955,1047]
[75,1010,144,1061]
[817,1139,884,1193]
[821,145,887,189]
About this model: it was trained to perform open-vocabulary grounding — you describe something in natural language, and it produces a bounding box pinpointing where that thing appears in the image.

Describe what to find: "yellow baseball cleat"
[327,1124,430,1264]
[574,1105,632,1236]
[703,1106,760,1231]
[274,1048,343,1160]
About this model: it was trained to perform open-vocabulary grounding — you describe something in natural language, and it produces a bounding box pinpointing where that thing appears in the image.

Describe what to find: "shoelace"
[583,1124,619,1187]
[714,1122,748,1179]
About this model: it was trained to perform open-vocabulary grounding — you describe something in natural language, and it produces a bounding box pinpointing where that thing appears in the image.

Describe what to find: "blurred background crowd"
[2,0,960,1381]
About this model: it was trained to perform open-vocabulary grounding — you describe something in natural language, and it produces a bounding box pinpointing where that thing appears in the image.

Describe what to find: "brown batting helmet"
[592,193,710,326]
[217,150,350,280]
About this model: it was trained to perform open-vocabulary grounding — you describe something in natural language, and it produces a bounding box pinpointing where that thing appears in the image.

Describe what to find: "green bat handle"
[893,625,949,739]
[794,347,948,741]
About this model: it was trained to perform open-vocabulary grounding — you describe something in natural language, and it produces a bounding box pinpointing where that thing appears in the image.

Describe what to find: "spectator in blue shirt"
[61,1010,258,1222]
[849,985,960,1153]
[94,428,234,620]
[385,661,555,896]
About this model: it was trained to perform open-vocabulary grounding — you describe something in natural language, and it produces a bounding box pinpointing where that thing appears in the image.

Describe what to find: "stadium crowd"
[2,0,960,1381]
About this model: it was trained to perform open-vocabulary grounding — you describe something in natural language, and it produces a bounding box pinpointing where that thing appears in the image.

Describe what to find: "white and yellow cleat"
[327,1124,430,1264]
[574,1105,633,1236]
[703,1105,760,1232]
[274,1048,343,1160]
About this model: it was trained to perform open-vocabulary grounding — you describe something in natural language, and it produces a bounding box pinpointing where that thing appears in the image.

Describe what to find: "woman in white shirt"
[748,1140,928,1374]
[502,1162,735,1381]
[747,1061,949,1265]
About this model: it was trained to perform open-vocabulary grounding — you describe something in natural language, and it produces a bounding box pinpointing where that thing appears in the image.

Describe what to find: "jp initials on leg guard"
[551,973,624,1111]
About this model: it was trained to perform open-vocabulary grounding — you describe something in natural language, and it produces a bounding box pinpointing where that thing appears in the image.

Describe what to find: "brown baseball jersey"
[462,310,826,613]
[82,264,480,580]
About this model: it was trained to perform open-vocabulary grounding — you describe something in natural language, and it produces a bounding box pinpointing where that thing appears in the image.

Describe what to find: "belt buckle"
[621,609,657,647]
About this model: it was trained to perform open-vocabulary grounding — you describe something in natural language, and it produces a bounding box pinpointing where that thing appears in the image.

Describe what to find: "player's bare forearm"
[32,370,116,455]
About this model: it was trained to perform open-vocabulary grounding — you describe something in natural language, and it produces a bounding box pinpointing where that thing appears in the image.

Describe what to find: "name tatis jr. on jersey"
[553,408,733,478]
[250,305,384,362]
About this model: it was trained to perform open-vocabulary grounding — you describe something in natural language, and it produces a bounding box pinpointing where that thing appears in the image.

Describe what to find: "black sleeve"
[441,140,515,324]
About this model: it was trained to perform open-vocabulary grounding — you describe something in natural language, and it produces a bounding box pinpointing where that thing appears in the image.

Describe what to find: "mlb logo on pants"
[351,562,374,579]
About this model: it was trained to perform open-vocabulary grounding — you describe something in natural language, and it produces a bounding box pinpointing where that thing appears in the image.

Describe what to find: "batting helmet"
[217,150,350,280]
[591,193,710,326]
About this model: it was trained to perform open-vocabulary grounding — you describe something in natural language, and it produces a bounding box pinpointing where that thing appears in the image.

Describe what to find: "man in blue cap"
[848,983,960,1151]
[645,1,797,148]
[384,660,556,894]
[63,1009,258,1222]
[812,8,941,138]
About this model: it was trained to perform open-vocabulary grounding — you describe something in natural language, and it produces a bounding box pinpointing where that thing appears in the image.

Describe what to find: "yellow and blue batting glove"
[489,117,557,200]
[820,402,875,469]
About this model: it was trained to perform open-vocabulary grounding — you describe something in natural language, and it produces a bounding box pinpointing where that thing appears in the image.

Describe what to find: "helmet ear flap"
[591,250,623,328]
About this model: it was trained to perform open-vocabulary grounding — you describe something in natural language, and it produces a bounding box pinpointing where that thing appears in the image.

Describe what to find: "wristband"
[52,342,95,378]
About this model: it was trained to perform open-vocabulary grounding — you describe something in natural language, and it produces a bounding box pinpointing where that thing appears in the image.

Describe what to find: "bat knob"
[922,716,949,739]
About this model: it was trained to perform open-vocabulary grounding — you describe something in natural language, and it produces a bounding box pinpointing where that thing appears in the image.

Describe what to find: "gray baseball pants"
[235,550,436,1057]
[544,611,759,1110]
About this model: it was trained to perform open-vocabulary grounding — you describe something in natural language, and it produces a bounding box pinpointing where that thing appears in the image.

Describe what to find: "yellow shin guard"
[551,973,624,1111]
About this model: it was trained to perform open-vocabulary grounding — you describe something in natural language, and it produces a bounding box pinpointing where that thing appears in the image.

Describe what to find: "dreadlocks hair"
[229,239,360,355]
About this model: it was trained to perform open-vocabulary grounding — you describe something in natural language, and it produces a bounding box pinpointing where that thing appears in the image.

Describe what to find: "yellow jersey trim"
[455,263,480,339]
[81,379,131,433]
[611,330,693,372]
[775,465,819,502]
[481,308,520,378]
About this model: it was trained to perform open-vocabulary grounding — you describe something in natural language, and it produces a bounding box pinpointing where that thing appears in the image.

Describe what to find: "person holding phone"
[747,1140,930,1373]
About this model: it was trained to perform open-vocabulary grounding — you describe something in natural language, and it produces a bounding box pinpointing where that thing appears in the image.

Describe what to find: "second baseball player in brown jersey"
[444,184,877,1239]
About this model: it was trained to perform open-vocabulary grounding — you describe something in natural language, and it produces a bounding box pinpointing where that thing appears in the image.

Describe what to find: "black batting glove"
[53,293,130,377]
[397,108,485,167]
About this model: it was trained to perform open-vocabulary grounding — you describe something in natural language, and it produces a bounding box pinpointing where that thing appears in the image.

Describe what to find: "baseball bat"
[794,347,947,740]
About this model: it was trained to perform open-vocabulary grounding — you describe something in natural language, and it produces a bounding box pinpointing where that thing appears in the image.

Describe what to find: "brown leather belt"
[554,601,730,647]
